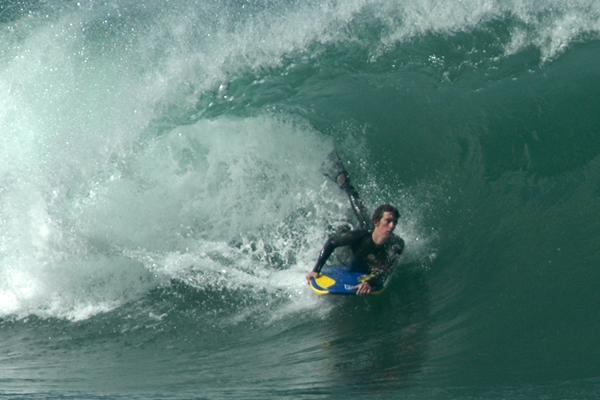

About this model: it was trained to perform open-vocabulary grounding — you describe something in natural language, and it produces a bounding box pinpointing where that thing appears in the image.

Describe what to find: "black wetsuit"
[312,229,405,288]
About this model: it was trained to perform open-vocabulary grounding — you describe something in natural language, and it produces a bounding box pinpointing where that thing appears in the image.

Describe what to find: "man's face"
[373,211,397,242]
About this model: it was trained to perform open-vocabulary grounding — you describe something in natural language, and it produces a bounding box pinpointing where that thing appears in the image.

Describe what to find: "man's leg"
[321,151,371,229]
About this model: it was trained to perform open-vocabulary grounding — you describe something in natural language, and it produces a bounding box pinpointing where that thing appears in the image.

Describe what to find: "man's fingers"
[306,272,318,285]
[356,283,371,295]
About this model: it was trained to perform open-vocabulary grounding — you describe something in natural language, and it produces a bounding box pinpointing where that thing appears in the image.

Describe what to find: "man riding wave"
[306,152,404,295]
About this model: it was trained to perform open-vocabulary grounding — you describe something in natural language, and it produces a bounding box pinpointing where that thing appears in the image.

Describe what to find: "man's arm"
[306,230,368,285]
[311,238,337,274]
[306,237,340,284]
[363,237,405,287]
[311,230,368,273]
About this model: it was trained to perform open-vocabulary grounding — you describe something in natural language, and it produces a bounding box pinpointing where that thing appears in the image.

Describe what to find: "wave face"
[1,1,600,398]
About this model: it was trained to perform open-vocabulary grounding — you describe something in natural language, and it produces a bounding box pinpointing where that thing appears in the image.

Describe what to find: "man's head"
[372,204,399,226]
[371,204,399,245]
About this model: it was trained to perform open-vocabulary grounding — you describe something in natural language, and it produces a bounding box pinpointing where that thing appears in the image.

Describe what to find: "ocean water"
[1,0,600,398]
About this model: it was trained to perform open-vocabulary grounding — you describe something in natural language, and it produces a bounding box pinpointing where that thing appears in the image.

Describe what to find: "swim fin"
[320,150,349,188]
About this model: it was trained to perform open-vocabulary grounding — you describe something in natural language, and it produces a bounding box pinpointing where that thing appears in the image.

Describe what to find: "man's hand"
[306,271,319,285]
[356,281,372,295]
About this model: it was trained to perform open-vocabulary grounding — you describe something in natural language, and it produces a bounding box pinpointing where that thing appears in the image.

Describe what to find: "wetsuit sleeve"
[312,230,367,273]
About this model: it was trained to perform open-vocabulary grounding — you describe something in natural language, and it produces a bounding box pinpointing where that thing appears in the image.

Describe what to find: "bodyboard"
[308,265,384,296]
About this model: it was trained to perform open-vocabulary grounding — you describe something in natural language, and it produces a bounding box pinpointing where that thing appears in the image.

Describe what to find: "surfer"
[306,152,404,295]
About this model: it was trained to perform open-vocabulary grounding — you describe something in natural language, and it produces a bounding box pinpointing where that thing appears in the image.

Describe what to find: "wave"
[1,1,600,398]
[0,0,598,333]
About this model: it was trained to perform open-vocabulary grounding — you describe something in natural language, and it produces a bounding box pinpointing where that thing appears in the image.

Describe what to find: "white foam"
[370,0,600,62]
[115,116,343,318]
[0,111,343,320]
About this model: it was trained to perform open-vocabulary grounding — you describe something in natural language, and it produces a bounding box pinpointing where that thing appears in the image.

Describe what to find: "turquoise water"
[1,1,600,398]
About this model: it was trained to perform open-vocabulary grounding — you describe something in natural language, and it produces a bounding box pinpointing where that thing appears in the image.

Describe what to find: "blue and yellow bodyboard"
[308,265,384,296]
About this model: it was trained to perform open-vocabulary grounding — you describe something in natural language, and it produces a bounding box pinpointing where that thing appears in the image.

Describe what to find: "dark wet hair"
[371,204,399,226]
